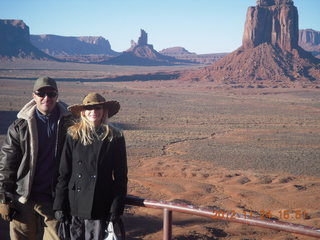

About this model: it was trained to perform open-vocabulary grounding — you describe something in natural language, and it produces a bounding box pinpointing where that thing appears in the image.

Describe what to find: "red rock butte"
[180,0,320,88]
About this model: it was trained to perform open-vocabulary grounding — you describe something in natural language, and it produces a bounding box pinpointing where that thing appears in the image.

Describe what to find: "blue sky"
[2,0,319,54]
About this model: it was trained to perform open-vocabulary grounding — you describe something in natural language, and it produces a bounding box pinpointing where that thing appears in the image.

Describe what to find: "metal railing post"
[163,208,172,240]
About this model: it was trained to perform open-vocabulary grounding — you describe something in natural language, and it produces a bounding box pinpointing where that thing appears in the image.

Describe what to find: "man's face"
[32,87,58,115]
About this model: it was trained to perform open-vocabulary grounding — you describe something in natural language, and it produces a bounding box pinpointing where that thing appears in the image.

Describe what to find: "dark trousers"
[70,216,106,240]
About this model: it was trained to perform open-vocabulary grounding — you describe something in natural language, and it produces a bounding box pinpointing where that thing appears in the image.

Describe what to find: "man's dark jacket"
[53,125,128,220]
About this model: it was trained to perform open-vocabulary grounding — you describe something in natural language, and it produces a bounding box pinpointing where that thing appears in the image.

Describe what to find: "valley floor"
[0,61,319,239]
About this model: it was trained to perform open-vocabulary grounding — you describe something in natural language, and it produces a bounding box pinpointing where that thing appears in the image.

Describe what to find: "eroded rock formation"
[180,1,320,88]
[0,19,54,60]
[30,35,118,56]
[243,0,298,51]
[103,29,192,66]
[299,29,320,58]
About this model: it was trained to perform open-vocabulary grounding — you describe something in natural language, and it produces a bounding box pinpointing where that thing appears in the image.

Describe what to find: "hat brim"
[68,101,120,118]
[36,85,57,91]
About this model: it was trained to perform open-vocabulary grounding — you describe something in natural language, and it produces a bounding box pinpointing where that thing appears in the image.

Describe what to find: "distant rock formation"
[0,19,55,60]
[160,47,227,64]
[30,34,118,56]
[299,29,320,58]
[180,1,320,88]
[160,47,195,55]
[103,29,193,66]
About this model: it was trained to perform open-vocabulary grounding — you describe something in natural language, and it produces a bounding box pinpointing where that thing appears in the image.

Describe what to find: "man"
[0,76,71,239]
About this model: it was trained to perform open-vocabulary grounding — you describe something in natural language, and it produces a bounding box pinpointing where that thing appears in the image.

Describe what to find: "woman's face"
[83,105,105,127]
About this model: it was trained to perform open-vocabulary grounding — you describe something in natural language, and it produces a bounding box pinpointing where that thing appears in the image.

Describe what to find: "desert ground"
[0,60,320,239]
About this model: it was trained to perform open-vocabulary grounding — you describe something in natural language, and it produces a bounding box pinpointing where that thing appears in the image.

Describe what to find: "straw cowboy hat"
[68,92,120,118]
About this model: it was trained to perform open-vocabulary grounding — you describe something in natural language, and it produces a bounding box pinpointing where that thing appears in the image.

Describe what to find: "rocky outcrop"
[179,0,320,88]
[103,29,193,66]
[0,19,54,60]
[30,34,118,56]
[299,29,320,58]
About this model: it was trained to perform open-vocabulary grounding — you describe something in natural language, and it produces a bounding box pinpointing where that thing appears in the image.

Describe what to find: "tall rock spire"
[137,29,148,46]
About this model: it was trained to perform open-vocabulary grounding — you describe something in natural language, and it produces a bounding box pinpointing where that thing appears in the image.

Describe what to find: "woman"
[53,92,128,240]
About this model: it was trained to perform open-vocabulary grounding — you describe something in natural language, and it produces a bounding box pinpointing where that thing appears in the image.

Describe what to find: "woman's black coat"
[53,125,128,220]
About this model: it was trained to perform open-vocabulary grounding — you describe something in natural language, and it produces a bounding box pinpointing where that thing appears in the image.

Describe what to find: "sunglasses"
[34,91,58,98]
[83,105,103,111]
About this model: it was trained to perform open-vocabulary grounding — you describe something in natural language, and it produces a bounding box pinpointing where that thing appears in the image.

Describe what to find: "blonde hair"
[68,107,109,145]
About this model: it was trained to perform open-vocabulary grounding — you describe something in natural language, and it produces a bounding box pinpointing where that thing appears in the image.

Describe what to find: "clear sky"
[2,0,319,54]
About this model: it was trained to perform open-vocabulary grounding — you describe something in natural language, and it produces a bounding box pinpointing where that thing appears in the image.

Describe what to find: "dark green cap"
[33,76,58,92]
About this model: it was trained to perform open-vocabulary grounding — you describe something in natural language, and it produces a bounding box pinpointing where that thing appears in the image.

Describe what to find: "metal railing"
[125,195,320,239]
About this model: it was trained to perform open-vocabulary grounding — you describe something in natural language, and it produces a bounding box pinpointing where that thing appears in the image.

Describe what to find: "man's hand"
[0,203,15,221]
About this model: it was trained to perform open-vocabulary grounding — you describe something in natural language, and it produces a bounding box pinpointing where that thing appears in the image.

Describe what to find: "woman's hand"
[108,213,119,223]
[54,210,71,224]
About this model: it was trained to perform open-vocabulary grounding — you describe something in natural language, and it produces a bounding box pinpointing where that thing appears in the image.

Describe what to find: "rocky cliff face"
[30,34,118,56]
[180,0,320,88]
[243,0,298,51]
[299,29,320,58]
[0,19,54,60]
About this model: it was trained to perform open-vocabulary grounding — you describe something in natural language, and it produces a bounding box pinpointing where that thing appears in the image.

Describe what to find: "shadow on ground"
[0,72,180,82]
[124,213,219,240]
[0,219,9,240]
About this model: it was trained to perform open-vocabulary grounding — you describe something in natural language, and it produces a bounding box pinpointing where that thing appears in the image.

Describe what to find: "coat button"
[77,187,81,192]
[78,173,82,178]
[78,161,82,165]
[91,175,96,179]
